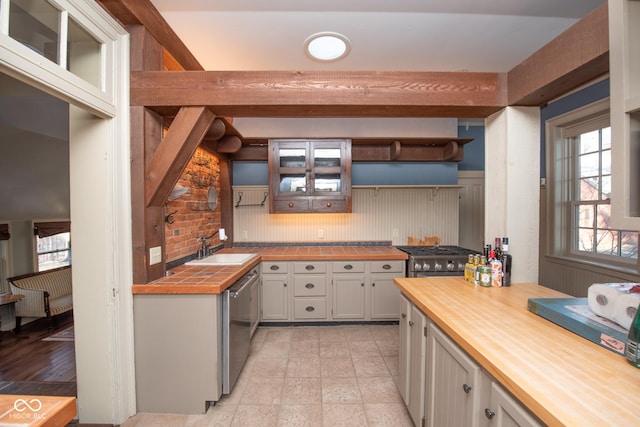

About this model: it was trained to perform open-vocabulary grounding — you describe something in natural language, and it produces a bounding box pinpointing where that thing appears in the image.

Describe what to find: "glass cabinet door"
[312,147,342,193]
[278,148,308,193]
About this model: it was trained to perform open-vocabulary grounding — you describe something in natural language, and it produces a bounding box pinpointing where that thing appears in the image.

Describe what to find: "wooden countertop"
[0,394,76,426]
[133,245,407,295]
[394,277,640,427]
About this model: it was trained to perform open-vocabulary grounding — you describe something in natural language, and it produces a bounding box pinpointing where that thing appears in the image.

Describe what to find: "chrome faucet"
[197,228,228,259]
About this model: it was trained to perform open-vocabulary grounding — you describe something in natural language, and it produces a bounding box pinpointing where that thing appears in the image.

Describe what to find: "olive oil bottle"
[626,302,640,368]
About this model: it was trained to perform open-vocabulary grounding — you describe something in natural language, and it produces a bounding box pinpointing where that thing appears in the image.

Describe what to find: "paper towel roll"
[588,283,627,320]
[613,293,640,330]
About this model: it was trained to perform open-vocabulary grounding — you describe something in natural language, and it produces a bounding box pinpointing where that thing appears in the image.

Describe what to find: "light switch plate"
[149,246,162,265]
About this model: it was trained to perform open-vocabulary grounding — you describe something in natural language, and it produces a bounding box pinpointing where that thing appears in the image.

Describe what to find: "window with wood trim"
[34,221,71,271]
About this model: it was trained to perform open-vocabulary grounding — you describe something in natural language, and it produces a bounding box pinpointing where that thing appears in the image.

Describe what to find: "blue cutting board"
[527,297,628,355]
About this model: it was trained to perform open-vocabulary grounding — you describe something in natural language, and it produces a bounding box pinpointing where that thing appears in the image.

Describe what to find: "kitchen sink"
[185,253,257,266]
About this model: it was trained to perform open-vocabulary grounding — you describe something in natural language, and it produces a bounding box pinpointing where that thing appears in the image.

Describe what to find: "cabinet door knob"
[283,283,287,287]
[270,265,280,271]
[288,202,294,208]
[409,320,414,327]
[463,384,472,394]
[382,264,391,270]
[372,283,376,287]
[326,202,332,207]
[305,306,315,312]
[305,283,315,289]
[361,283,365,287]
[401,313,407,319]
[305,265,315,271]
[484,409,496,420]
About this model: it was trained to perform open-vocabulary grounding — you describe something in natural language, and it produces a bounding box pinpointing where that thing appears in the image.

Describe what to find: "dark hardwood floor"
[0,311,76,396]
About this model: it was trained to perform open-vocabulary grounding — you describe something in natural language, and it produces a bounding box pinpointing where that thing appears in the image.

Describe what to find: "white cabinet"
[370,261,403,319]
[426,322,484,427]
[292,262,329,321]
[483,382,542,427]
[399,294,427,427]
[261,262,290,321]
[609,0,640,230]
[332,261,366,319]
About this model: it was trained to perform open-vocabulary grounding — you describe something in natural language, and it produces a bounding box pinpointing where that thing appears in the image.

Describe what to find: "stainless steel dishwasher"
[222,269,259,394]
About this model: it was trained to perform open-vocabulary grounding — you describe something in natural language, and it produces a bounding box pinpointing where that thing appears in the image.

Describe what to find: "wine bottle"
[627,303,640,368]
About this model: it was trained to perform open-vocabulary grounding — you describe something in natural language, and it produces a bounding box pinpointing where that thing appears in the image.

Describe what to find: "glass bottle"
[626,302,640,368]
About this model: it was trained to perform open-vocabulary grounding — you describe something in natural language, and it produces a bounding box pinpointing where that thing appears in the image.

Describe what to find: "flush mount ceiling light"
[304,32,351,62]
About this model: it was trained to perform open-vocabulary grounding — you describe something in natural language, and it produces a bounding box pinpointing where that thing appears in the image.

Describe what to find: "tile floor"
[121,324,414,427]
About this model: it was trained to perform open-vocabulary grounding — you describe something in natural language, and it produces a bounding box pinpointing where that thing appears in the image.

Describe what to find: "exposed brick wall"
[164,148,222,262]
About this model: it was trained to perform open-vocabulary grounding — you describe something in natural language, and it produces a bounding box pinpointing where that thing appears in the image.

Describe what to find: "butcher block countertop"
[132,245,407,295]
[394,277,640,427]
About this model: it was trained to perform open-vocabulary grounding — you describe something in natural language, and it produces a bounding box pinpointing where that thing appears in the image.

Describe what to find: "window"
[34,221,71,271]
[548,99,639,269]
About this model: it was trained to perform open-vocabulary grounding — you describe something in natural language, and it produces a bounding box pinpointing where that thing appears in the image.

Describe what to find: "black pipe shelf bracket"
[235,191,268,208]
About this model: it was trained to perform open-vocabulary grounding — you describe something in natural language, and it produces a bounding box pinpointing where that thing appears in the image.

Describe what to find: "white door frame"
[0,1,134,423]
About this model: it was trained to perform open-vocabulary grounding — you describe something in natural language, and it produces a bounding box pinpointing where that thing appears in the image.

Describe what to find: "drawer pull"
[270,265,280,271]
[463,384,472,394]
[305,306,315,312]
[382,264,392,270]
[305,283,315,289]
[484,409,496,420]
[343,264,353,270]
[305,265,315,271]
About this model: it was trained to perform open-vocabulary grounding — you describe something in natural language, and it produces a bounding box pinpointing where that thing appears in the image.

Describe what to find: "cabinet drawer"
[370,260,404,273]
[293,262,327,274]
[311,198,347,213]
[294,298,327,319]
[294,276,326,296]
[262,262,288,274]
[273,199,310,213]
[331,261,365,273]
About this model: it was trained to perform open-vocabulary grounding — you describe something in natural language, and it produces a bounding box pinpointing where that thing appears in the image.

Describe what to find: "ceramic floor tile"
[352,356,391,377]
[368,324,399,340]
[348,340,381,356]
[321,377,362,404]
[197,404,238,426]
[383,356,400,377]
[252,357,288,377]
[217,377,248,406]
[319,341,350,357]
[341,326,374,341]
[375,339,399,356]
[320,357,355,378]
[357,376,403,404]
[257,341,292,358]
[265,328,294,343]
[289,340,320,357]
[364,403,414,427]
[241,377,285,405]
[287,357,321,377]
[281,377,323,405]
[252,327,269,343]
[119,413,191,427]
[322,403,368,427]
[277,404,323,427]
[316,327,346,342]
[291,327,321,342]
[231,405,279,427]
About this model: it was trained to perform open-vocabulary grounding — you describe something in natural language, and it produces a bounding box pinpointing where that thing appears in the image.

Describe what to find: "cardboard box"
[527,297,628,355]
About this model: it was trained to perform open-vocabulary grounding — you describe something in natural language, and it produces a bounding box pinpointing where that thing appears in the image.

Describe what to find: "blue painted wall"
[457,125,485,171]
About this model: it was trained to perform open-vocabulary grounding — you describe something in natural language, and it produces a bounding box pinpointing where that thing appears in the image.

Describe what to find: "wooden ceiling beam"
[130,71,508,118]
[96,0,203,71]
[507,2,609,106]
[145,106,215,207]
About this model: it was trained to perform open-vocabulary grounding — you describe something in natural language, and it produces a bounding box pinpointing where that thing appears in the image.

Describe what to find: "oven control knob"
[414,263,422,271]
[422,262,430,271]
[447,262,455,271]
[434,262,442,271]
[457,262,466,271]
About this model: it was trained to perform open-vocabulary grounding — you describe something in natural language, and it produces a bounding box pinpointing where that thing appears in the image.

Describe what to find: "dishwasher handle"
[229,271,259,299]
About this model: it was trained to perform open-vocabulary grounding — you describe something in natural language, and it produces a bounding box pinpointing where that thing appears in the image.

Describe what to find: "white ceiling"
[150,0,605,72]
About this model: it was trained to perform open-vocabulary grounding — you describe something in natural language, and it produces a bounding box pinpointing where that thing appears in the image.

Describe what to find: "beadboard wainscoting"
[232,186,460,245]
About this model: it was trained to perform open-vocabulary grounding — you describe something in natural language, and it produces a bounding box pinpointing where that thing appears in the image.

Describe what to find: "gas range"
[395,245,477,277]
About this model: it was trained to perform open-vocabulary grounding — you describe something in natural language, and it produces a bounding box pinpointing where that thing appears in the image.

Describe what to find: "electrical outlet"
[392,228,399,237]
[149,246,162,265]
[242,230,248,240]
[318,229,324,239]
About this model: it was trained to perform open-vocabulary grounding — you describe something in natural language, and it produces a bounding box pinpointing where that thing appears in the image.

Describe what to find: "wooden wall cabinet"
[268,139,352,213]
[610,0,640,230]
